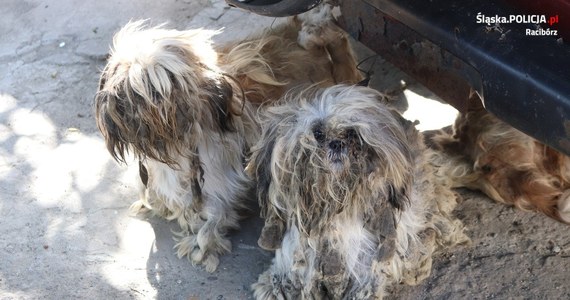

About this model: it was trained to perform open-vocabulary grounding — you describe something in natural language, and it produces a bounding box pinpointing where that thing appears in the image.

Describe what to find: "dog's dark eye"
[313,128,326,143]
[346,129,358,140]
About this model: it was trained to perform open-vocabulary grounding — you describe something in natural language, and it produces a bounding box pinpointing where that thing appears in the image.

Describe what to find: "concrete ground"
[0,0,568,299]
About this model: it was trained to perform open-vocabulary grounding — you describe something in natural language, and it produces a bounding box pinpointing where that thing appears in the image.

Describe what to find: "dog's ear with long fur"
[247,117,286,250]
[378,109,418,211]
[202,75,242,134]
[94,71,138,164]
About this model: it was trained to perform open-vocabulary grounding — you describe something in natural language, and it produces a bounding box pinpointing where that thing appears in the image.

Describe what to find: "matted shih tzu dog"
[94,4,362,272]
[248,85,468,299]
[433,97,570,224]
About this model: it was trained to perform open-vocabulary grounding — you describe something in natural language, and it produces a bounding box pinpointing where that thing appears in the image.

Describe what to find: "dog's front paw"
[258,216,285,250]
[258,225,283,251]
[252,271,278,300]
[557,190,570,223]
[401,229,436,286]
[296,3,343,50]
[129,200,152,216]
[174,227,232,273]
[298,22,345,50]
[252,271,300,300]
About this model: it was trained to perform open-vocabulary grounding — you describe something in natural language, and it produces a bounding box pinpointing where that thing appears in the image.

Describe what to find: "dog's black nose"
[329,140,343,152]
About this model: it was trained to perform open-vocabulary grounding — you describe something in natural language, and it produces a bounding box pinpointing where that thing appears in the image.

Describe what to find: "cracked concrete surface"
[1,0,568,299]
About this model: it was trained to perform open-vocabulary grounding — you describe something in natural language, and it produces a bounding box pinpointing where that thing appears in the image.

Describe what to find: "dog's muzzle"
[328,140,346,163]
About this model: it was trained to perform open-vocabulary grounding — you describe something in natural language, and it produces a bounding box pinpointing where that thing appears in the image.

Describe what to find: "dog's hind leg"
[295,3,363,84]
[326,35,363,84]
[175,218,234,273]
[175,137,252,272]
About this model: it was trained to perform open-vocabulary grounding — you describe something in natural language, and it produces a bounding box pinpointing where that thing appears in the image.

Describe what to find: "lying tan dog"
[433,96,570,223]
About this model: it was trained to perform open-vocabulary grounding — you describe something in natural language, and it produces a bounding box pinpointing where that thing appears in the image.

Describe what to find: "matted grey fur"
[248,85,468,299]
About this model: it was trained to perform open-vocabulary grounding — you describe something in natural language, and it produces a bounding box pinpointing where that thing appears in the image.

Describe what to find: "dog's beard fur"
[433,97,570,224]
[249,85,468,299]
[94,5,363,272]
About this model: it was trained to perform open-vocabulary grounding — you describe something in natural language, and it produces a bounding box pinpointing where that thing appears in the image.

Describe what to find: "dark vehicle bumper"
[227,0,570,155]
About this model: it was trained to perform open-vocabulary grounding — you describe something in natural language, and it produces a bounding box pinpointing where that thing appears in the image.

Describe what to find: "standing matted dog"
[94,4,362,272]
[248,85,468,298]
